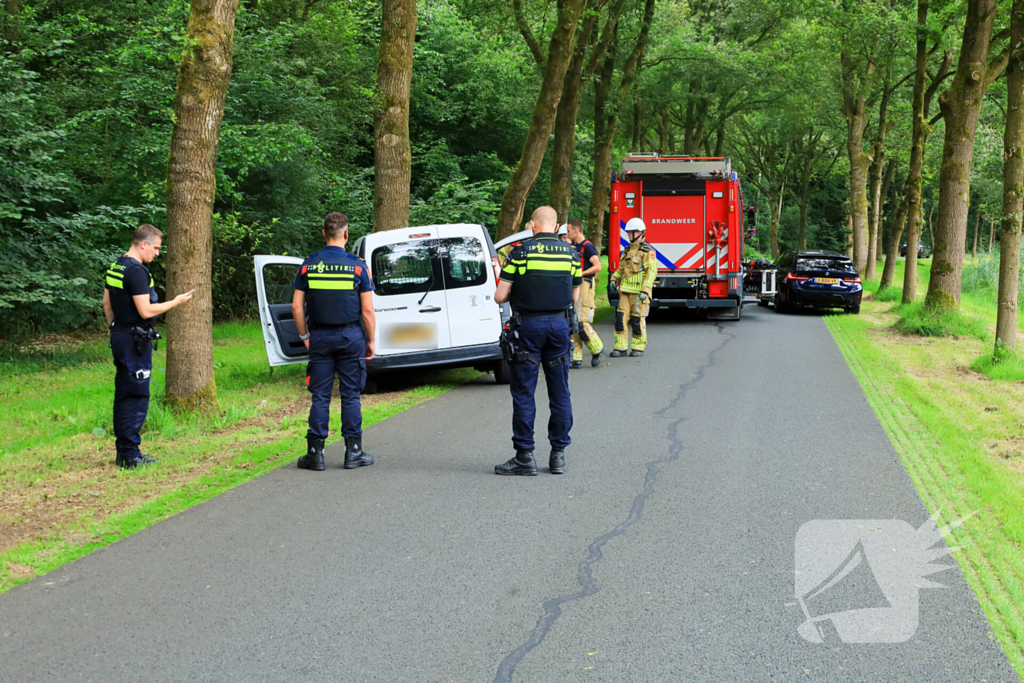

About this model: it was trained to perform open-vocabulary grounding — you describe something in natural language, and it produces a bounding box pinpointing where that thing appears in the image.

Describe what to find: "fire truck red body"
[608,155,749,320]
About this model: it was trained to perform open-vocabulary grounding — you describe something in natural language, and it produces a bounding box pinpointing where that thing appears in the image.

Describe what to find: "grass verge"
[893,301,989,340]
[0,321,478,594]
[830,262,1024,676]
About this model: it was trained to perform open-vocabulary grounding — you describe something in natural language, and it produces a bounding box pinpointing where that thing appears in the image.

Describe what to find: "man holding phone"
[103,224,193,469]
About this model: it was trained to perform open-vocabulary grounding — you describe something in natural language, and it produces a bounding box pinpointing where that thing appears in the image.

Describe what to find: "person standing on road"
[102,224,193,469]
[567,218,604,368]
[291,212,377,472]
[494,206,582,476]
[610,217,657,357]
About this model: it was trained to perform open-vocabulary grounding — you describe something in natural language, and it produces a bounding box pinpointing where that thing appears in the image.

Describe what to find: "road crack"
[493,322,736,682]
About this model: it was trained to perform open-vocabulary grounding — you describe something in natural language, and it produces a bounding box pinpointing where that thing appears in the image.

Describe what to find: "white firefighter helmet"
[557,223,569,236]
[625,217,647,233]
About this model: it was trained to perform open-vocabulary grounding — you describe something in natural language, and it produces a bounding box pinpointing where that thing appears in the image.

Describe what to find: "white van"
[254,223,511,390]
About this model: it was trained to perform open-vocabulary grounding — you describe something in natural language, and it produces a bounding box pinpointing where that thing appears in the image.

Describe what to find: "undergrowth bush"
[971,342,1024,381]
[893,302,989,340]
[875,285,902,302]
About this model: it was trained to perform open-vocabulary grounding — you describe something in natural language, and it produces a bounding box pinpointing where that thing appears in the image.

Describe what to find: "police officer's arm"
[495,246,522,305]
[495,279,512,304]
[360,291,376,360]
[292,289,309,349]
[103,289,114,326]
[132,291,192,320]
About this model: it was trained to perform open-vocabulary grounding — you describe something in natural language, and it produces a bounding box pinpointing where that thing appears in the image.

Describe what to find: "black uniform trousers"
[306,324,366,440]
[510,315,573,452]
[110,330,153,463]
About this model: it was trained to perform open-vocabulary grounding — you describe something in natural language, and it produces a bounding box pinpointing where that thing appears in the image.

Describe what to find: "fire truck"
[608,155,754,321]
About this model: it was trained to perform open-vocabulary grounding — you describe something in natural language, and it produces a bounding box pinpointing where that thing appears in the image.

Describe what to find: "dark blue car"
[773,250,862,314]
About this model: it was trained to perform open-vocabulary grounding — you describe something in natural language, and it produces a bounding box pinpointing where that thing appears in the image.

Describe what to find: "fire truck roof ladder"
[622,154,731,178]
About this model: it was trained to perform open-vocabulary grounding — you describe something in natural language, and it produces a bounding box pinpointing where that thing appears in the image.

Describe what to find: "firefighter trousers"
[614,292,649,351]
[572,278,604,362]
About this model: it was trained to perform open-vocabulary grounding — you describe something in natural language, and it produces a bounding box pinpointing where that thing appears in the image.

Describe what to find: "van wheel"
[362,376,379,395]
[493,359,511,385]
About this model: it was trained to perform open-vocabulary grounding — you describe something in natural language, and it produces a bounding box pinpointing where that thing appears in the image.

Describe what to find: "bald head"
[530,206,558,234]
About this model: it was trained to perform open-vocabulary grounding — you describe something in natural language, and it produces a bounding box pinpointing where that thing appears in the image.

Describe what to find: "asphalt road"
[1,304,1018,682]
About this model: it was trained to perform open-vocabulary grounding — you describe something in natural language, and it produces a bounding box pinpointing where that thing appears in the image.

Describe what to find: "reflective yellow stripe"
[308,274,354,280]
[308,280,355,290]
[527,260,574,272]
[106,269,124,279]
[106,276,123,289]
[529,254,573,261]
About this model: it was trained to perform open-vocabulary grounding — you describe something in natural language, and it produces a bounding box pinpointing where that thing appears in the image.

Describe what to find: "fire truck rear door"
[639,177,706,272]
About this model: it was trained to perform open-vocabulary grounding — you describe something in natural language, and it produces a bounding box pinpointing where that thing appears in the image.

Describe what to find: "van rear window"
[442,237,488,290]
[371,240,442,297]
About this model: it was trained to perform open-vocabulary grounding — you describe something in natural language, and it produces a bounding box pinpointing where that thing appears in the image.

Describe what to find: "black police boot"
[570,360,583,369]
[629,349,644,357]
[115,450,124,468]
[297,437,326,471]
[121,454,157,469]
[609,349,627,357]
[344,436,374,469]
[495,450,538,476]
[549,448,565,474]
[591,350,604,367]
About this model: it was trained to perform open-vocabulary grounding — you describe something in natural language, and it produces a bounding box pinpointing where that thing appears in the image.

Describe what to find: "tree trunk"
[495,0,586,239]
[630,99,642,153]
[164,0,240,413]
[881,191,909,290]
[972,207,981,258]
[928,201,935,247]
[769,188,782,258]
[867,154,882,277]
[587,46,615,252]
[902,0,931,304]
[926,0,1006,311]
[372,0,417,232]
[841,51,874,275]
[714,119,726,157]
[988,219,995,252]
[549,13,599,222]
[799,161,812,250]
[657,106,670,155]
[585,0,656,252]
[997,0,1024,349]
[878,160,896,262]
[3,0,18,49]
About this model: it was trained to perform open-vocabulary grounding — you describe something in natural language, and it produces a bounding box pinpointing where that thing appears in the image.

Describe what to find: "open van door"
[254,255,309,366]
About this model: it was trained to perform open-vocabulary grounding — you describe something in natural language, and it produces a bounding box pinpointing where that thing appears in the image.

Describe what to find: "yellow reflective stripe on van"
[106,276,124,288]
[308,279,355,290]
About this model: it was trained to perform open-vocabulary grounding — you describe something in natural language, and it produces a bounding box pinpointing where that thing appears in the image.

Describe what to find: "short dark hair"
[568,219,585,233]
[132,224,163,245]
[324,212,349,239]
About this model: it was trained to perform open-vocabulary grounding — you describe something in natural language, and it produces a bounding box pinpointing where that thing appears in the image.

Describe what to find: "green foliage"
[961,255,1024,302]
[893,302,989,340]
[875,284,902,302]
[971,342,1024,382]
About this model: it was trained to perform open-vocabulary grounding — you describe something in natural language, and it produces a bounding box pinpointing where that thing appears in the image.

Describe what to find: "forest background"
[0,0,1019,339]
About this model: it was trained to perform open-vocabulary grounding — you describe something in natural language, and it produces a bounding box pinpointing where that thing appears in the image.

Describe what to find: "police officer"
[291,212,377,471]
[102,224,193,468]
[494,206,582,476]
[610,217,657,357]
[567,218,604,368]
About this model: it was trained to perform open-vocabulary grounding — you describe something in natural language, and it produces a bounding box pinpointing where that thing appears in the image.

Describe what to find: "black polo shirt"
[577,239,599,282]
[105,256,156,327]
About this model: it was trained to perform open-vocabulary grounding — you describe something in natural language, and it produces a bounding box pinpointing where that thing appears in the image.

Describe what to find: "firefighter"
[494,206,582,476]
[567,218,603,368]
[291,212,377,471]
[610,217,657,357]
[102,224,193,468]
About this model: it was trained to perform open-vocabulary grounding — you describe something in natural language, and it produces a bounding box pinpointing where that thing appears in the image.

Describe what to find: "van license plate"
[384,323,438,349]
[817,278,839,285]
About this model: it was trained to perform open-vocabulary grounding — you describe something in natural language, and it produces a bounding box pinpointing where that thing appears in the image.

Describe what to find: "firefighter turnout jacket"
[614,239,657,295]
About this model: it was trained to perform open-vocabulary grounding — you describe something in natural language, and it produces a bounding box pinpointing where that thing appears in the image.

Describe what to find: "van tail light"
[785,273,809,282]
[492,257,501,282]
